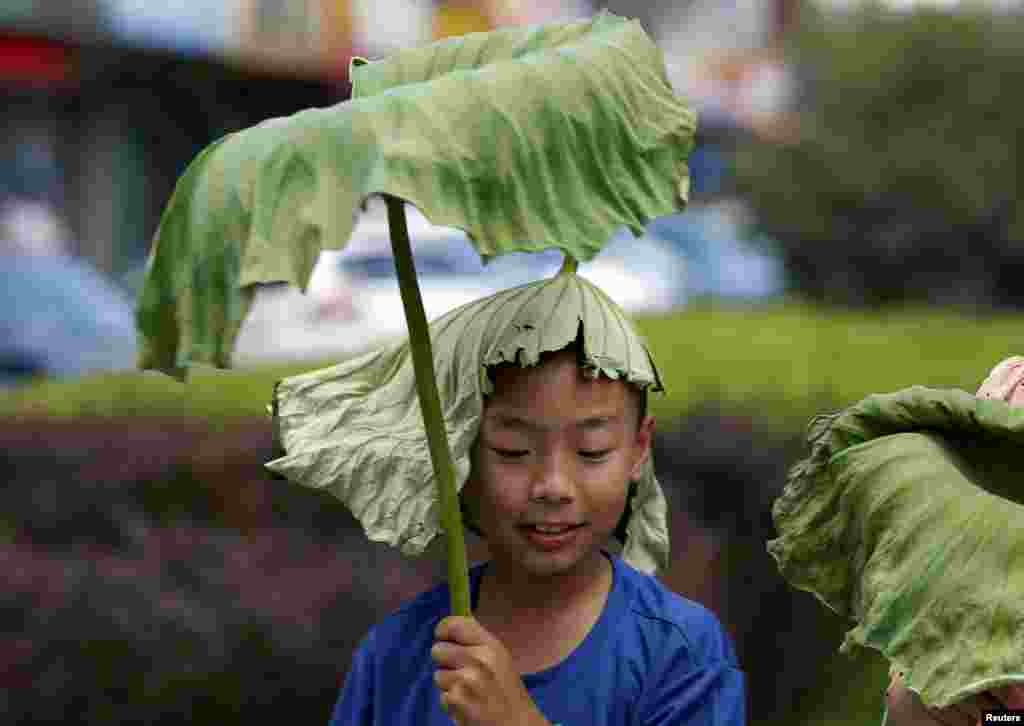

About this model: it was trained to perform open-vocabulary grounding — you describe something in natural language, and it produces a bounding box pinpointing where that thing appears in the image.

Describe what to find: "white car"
[232,199,685,365]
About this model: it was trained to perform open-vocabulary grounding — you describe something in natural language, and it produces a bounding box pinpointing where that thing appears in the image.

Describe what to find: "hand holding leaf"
[432,617,549,726]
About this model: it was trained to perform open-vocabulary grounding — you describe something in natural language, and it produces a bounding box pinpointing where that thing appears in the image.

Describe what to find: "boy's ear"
[630,415,655,480]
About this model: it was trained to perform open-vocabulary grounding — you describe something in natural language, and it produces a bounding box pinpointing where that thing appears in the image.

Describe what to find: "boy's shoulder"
[613,556,737,666]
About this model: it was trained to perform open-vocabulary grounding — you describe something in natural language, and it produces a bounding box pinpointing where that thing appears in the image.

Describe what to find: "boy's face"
[464,349,654,580]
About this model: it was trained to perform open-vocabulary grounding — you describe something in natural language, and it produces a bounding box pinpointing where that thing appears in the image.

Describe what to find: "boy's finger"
[430,641,470,668]
[438,687,466,726]
[434,667,457,691]
[434,616,487,645]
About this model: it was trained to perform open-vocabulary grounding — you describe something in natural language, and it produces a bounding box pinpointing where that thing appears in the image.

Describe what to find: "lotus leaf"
[266,269,670,574]
[768,385,1024,707]
[135,10,696,380]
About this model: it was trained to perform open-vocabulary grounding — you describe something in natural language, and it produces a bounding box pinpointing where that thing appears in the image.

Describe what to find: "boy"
[324,341,745,725]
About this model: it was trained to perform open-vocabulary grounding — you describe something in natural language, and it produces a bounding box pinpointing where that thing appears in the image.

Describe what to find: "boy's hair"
[466,337,647,543]
[484,338,648,429]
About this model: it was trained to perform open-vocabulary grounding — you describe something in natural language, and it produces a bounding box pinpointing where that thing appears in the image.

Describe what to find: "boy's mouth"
[523,522,584,534]
[520,522,585,550]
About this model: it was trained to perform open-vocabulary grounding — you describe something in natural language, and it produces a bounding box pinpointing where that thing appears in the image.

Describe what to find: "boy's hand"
[432,616,550,726]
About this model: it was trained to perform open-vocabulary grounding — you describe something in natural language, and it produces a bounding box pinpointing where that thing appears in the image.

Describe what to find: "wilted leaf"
[768,386,1024,707]
[266,270,670,574]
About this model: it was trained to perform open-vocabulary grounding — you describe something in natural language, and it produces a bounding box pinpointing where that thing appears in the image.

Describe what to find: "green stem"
[559,254,578,275]
[384,195,471,617]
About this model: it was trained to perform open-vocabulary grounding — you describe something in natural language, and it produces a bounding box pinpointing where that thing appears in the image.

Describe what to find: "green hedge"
[2,303,1018,427]
[641,302,1019,409]
[734,6,1024,307]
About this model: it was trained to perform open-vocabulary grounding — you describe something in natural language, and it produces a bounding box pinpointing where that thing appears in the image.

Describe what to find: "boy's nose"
[528,452,575,503]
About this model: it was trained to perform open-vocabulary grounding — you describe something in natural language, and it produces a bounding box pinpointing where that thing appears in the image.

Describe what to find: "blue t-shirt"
[330,551,745,725]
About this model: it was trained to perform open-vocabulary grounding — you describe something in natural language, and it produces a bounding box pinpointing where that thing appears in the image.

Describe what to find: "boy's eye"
[492,447,529,459]
[579,449,611,461]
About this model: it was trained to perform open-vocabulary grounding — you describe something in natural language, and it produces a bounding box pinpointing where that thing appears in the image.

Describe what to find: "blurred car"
[647,198,785,300]
[0,197,138,386]
[0,253,138,386]
[232,198,686,364]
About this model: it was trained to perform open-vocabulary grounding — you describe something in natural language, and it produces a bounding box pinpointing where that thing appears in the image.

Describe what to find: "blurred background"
[2,0,1023,723]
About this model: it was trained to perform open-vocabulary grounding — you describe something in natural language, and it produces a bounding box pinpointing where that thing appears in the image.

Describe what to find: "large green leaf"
[136,11,695,379]
[266,269,670,574]
[768,386,1024,708]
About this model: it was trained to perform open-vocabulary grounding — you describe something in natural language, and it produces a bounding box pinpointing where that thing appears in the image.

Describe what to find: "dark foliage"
[0,412,841,723]
[0,417,443,723]
[734,8,1024,309]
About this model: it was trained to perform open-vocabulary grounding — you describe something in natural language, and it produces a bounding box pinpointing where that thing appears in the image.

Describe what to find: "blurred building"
[0,1,351,290]
[432,0,494,38]
[0,0,802,291]
[0,2,360,381]
[0,0,599,287]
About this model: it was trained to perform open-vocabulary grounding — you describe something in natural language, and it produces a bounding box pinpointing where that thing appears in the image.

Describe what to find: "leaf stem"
[559,254,578,275]
[384,195,471,617]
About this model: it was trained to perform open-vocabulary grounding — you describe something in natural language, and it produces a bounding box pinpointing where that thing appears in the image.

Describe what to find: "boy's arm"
[329,632,376,726]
